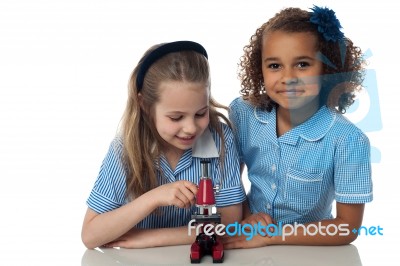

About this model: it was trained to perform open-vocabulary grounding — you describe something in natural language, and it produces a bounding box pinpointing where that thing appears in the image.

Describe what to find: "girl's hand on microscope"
[153,180,198,209]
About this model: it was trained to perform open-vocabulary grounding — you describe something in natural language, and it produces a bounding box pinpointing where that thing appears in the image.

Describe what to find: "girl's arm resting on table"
[103,226,197,248]
[223,202,364,248]
[270,202,365,245]
[81,191,158,249]
[82,180,197,249]
[103,203,243,248]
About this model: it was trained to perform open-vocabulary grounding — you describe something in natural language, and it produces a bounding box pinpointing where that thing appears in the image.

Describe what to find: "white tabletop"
[81,244,362,266]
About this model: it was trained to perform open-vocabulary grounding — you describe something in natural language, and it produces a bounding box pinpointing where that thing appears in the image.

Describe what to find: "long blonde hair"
[121,43,230,199]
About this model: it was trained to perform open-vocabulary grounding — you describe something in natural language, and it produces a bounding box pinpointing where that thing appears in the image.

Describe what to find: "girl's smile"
[154,80,210,155]
[176,135,196,145]
[277,88,306,97]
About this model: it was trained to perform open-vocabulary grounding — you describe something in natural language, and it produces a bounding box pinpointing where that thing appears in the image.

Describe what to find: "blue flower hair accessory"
[310,5,345,42]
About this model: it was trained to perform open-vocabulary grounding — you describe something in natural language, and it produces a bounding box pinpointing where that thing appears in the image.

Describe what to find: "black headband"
[136,41,208,91]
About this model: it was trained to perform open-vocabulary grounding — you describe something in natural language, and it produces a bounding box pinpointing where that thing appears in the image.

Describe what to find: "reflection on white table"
[81,244,362,266]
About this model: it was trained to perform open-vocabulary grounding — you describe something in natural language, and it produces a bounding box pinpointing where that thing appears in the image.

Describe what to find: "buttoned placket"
[255,107,281,215]
[268,142,280,214]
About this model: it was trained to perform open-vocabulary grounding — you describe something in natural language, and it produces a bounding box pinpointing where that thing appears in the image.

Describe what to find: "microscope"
[190,160,224,263]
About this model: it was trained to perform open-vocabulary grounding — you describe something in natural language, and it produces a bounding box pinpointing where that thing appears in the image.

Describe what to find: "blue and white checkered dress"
[229,97,373,224]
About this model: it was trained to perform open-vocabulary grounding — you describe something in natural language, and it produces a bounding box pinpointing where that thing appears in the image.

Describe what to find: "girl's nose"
[281,69,299,84]
[183,119,197,134]
[283,77,299,84]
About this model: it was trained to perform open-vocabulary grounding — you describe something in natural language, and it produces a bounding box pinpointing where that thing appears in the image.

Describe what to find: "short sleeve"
[334,130,373,203]
[214,124,246,207]
[86,137,128,213]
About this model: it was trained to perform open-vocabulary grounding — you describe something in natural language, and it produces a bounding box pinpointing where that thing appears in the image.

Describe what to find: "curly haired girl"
[225,6,372,248]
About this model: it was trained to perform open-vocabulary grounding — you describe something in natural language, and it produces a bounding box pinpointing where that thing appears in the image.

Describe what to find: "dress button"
[266,203,271,209]
[271,183,276,190]
[271,164,276,172]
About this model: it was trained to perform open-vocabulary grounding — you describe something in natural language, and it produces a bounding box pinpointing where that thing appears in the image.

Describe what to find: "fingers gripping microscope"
[190,160,224,263]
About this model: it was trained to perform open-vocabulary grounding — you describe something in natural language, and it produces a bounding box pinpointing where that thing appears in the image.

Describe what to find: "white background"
[0,0,398,265]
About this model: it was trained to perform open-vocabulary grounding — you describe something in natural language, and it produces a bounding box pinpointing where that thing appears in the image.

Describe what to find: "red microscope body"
[190,160,224,263]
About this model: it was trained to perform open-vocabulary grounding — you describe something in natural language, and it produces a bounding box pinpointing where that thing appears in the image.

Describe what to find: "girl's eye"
[268,63,280,69]
[195,112,207,118]
[297,61,310,68]
[169,116,182,121]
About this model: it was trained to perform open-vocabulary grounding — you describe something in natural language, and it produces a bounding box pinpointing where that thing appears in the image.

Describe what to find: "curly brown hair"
[238,7,366,113]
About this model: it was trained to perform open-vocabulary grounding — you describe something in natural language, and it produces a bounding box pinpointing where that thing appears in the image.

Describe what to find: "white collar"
[191,128,219,158]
